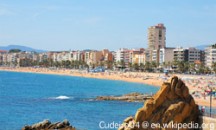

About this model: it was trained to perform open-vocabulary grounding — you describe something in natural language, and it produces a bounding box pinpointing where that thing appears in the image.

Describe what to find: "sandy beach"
[0,67,215,108]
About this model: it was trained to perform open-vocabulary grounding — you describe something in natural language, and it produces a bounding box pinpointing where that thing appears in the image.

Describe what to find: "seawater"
[0,71,215,130]
[0,71,158,130]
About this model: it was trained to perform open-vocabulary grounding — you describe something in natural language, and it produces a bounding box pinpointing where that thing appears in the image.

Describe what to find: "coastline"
[0,67,215,108]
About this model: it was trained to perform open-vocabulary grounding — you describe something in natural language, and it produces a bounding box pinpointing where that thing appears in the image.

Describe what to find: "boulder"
[119,76,199,130]
[22,119,75,130]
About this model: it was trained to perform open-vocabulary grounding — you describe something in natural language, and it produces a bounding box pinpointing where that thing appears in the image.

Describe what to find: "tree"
[144,62,152,72]
[211,43,216,48]
[65,60,71,68]
[105,61,113,69]
[204,66,211,74]
[212,62,216,73]
[128,63,132,71]
[119,60,125,68]
[176,61,183,73]
[9,49,21,53]
[139,63,145,71]
[189,63,196,72]
[132,63,139,71]
[20,58,33,67]
[197,63,205,74]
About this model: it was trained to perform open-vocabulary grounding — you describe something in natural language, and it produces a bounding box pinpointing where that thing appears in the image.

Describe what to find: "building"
[0,50,7,64]
[159,47,175,65]
[129,48,145,64]
[132,52,145,65]
[148,23,166,50]
[72,51,83,61]
[115,48,130,67]
[205,45,216,68]
[187,47,202,63]
[173,47,188,62]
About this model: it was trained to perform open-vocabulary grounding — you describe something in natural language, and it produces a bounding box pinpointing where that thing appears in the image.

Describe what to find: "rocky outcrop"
[119,76,199,130]
[96,92,152,102]
[22,119,75,130]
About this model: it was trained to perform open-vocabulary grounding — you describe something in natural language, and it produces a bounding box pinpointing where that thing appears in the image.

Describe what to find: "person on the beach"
[201,106,205,114]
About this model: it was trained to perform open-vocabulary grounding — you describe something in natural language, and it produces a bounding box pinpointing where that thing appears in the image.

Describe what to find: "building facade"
[205,45,216,68]
[148,23,166,50]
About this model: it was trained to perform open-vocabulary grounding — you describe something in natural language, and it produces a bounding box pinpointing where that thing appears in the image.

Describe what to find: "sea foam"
[49,95,72,100]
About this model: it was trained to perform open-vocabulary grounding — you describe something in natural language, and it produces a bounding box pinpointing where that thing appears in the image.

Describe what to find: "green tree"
[144,62,152,72]
[139,63,145,71]
[132,63,139,71]
[65,60,71,68]
[9,49,21,53]
[119,60,125,68]
[212,62,216,73]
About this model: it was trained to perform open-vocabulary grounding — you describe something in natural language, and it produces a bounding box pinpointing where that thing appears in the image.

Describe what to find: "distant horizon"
[0,0,216,50]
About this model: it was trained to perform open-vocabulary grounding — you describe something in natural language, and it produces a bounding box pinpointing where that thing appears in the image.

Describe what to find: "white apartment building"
[72,51,82,61]
[205,46,216,68]
[115,48,130,66]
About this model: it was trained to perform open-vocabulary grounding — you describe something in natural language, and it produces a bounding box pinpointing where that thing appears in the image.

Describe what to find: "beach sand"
[0,67,215,108]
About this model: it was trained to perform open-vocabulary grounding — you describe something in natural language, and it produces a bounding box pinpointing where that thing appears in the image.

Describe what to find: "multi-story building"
[0,50,7,64]
[89,51,103,65]
[132,53,145,65]
[173,47,189,61]
[144,49,152,63]
[72,51,83,61]
[115,48,130,67]
[148,24,166,64]
[104,52,114,62]
[129,48,145,64]
[188,47,202,63]
[159,47,175,65]
[205,45,216,68]
[173,47,203,63]
[148,23,166,50]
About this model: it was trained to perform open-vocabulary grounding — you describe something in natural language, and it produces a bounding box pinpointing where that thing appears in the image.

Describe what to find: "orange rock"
[119,76,199,130]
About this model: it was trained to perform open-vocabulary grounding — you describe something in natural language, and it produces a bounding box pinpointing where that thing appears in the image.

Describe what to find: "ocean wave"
[49,96,73,100]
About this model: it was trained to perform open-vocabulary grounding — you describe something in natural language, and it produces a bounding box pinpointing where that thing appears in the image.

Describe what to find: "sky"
[0,0,216,51]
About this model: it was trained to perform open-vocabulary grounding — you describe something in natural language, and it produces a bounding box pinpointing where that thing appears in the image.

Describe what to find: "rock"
[96,92,152,102]
[22,119,75,130]
[119,76,199,130]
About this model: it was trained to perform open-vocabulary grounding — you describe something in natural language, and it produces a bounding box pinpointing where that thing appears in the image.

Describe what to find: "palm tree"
[144,62,151,72]
[189,63,196,73]
[211,62,216,73]
[119,60,125,68]
[177,61,185,73]
[132,63,139,71]
[211,43,216,48]
[139,63,145,72]
[128,63,132,71]
[197,63,205,74]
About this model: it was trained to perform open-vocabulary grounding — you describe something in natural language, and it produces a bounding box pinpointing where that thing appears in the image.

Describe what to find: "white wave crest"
[49,95,72,100]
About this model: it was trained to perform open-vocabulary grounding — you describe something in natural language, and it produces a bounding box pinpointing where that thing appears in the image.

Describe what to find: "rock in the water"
[22,119,75,130]
[119,76,199,130]
[96,92,152,102]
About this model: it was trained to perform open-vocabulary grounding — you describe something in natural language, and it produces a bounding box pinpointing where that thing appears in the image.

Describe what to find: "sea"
[0,71,215,130]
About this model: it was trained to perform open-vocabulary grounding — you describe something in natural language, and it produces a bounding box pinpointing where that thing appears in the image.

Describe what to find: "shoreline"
[0,67,215,108]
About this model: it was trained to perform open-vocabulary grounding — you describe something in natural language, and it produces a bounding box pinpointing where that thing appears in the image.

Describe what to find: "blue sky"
[0,0,216,51]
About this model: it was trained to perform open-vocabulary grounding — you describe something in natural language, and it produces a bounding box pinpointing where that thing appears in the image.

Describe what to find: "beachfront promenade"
[0,67,215,108]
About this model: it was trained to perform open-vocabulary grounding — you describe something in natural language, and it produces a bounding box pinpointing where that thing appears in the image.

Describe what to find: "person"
[201,106,205,114]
